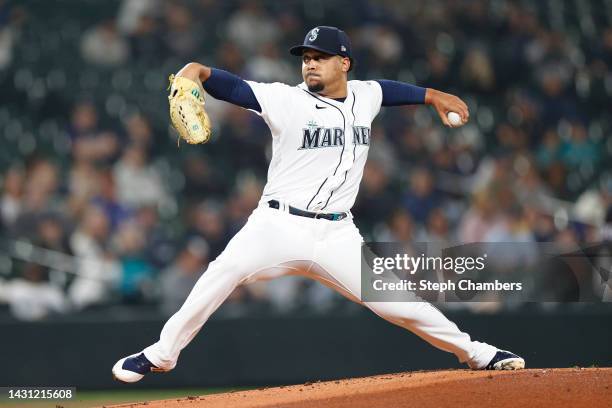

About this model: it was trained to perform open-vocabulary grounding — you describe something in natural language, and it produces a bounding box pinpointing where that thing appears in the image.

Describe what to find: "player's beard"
[307,82,324,93]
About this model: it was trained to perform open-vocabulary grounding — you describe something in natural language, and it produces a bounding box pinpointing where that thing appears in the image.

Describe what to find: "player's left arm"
[375,80,469,127]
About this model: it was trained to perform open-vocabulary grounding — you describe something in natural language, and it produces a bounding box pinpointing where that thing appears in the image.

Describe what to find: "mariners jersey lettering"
[300,126,370,149]
[246,80,383,213]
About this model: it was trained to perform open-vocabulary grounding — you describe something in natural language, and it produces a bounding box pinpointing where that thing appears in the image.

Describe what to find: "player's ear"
[341,57,350,73]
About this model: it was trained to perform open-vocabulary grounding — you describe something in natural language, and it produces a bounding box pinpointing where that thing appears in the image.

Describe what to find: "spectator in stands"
[117,0,162,36]
[560,122,599,169]
[356,25,403,71]
[367,124,398,176]
[159,237,208,315]
[134,205,176,269]
[0,164,24,231]
[68,101,120,165]
[425,50,453,90]
[352,161,396,236]
[525,206,556,242]
[34,212,73,289]
[187,200,228,260]
[513,160,555,209]
[219,106,270,174]
[36,212,72,256]
[536,129,563,169]
[162,0,202,58]
[0,1,26,69]
[92,169,132,231]
[458,192,504,243]
[80,20,129,67]
[418,207,454,245]
[460,46,496,93]
[224,175,263,235]
[544,161,571,200]
[68,205,121,309]
[113,144,173,211]
[0,262,69,321]
[537,64,578,126]
[402,167,442,224]
[12,157,62,238]
[484,205,535,244]
[67,160,100,218]
[215,40,246,73]
[181,153,229,204]
[226,1,280,54]
[123,113,156,156]
[112,220,155,303]
[245,42,295,83]
[574,175,612,227]
[375,208,415,243]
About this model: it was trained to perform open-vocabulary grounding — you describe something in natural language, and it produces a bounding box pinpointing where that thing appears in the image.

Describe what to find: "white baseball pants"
[143,204,497,370]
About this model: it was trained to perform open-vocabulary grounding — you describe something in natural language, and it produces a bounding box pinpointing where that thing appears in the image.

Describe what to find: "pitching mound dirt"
[106,367,611,408]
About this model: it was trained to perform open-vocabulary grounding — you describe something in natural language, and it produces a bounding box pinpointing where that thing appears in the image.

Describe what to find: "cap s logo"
[308,28,319,42]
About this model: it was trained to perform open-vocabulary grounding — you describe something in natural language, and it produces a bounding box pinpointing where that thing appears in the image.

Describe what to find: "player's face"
[302,49,349,93]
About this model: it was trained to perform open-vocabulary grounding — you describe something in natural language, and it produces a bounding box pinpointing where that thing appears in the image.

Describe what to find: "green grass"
[0,387,251,408]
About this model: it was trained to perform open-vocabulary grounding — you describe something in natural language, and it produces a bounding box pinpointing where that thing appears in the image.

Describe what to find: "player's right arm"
[175,62,261,112]
[374,80,469,127]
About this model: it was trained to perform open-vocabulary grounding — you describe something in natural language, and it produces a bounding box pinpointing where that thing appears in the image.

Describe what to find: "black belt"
[268,200,348,221]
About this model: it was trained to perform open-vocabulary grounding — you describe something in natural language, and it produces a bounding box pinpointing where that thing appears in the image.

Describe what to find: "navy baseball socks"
[485,349,525,370]
[112,353,167,383]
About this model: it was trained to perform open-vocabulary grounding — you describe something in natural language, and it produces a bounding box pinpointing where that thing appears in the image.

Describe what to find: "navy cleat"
[112,353,166,383]
[485,350,525,370]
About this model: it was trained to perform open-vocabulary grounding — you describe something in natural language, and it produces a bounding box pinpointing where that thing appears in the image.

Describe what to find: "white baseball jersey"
[245,80,383,213]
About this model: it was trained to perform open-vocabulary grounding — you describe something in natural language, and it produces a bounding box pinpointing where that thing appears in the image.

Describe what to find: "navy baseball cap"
[290,26,354,68]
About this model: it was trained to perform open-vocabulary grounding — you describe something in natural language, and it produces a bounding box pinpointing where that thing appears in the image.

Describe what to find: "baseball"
[447,111,463,127]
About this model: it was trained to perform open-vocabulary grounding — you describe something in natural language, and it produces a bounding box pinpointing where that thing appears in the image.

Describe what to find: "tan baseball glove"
[168,74,212,145]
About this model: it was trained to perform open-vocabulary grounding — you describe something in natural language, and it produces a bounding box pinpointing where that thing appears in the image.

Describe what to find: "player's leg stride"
[111,350,524,383]
[111,349,524,383]
[113,26,526,383]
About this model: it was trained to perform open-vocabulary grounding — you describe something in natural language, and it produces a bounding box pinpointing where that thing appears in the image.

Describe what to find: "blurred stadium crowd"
[0,0,610,320]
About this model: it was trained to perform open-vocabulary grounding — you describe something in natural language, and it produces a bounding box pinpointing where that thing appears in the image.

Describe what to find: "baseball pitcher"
[113,26,525,383]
